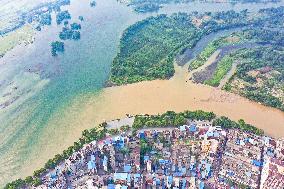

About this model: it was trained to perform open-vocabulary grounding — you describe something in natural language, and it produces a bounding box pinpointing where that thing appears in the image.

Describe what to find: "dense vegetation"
[59,25,81,40]
[120,0,190,13]
[204,55,234,87]
[189,7,284,110]
[132,110,216,130]
[213,116,264,136]
[110,6,284,85]
[90,0,97,7]
[51,41,65,56]
[70,23,81,30]
[224,46,284,111]
[189,34,243,71]
[109,13,196,85]
[52,17,83,55]
[39,13,52,26]
[56,10,71,25]
[190,24,284,110]
[109,10,249,85]
[5,110,263,189]
[120,0,280,13]
[78,16,84,21]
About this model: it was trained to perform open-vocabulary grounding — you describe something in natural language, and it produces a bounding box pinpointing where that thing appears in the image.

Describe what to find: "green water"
[0,0,283,186]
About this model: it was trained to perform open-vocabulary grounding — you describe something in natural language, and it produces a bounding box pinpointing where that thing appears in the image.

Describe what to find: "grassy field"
[189,34,242,71]
[204,55,234,87]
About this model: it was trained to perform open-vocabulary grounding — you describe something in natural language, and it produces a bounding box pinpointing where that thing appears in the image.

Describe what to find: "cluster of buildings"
[35,120,284,189]
[218,130,263,188]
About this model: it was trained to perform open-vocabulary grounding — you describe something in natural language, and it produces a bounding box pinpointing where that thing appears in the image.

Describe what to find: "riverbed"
[1,0,284,186]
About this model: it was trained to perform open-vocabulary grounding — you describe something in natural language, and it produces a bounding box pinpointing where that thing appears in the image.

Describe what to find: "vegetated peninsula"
[109,10,248,85]
[5,110,284,189]
[108,6,284,110]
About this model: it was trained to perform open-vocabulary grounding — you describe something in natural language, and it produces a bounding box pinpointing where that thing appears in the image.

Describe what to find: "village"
[32,117,284,189]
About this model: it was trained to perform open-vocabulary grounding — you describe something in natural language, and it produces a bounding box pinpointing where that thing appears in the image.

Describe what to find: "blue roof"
[227,171,234,176]
[87,161,96,170]
[124,165,132,173]
[50,172,57,179]
[206,163,211,173]
[134,174,140,182]
[91,155,96,161]
[190,125,197,132]
[105,139,112,145]
[207,131,214,137]
[155,178,160,185]
[245,171,252,178]
[267,150,274,157]
[159,159,165,164]
[139,132,146,139]
[182,179,186,189]
[114,173,128,181]
[201,171,206,179]
[127,174,131,182]
[180,125,186,131]
[213,131,219,137]
[107,184,115,189]
[144,156,149,161]
[134,174,141,178]
[87,161,92,170]
[200,181,204,189]
[153,130,158,137]
[219,177,225,182]
[252,160,263,167]
[168,176,173,184]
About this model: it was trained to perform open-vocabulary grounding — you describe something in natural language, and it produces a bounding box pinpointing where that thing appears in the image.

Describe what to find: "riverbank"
[5,61,283,187]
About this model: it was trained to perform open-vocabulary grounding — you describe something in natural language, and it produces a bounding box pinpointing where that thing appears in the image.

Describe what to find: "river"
[0,0,284,186]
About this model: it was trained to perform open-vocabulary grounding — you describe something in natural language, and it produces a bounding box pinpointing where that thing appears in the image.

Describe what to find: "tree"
[32,178,42,187]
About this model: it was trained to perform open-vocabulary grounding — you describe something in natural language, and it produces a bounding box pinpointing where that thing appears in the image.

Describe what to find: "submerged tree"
[51,41,65,56]
[56,10,71,25]
[90,0,96,7]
